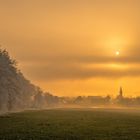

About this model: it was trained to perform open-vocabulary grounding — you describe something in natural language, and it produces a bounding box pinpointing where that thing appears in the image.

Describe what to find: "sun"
[115,51,120,56]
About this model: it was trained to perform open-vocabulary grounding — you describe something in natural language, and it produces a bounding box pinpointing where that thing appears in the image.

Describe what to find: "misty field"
[0,109,140,140]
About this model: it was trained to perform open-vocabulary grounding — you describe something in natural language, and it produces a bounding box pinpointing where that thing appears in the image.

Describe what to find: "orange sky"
[1,0,140,97]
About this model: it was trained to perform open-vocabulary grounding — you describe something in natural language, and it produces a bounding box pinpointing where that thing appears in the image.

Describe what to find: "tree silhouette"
[0,48,43,111]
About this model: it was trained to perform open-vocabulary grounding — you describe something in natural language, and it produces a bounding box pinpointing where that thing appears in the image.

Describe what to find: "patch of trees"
[0,48,58,112]
[0,48,37,111]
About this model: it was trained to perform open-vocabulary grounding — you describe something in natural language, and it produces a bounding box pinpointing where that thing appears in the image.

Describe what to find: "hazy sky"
[1,0,140,97]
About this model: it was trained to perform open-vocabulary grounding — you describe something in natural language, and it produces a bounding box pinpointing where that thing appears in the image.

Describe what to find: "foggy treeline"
[1,48,140,113]
[0,48,58,112]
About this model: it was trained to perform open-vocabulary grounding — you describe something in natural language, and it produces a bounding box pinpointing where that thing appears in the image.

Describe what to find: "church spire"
[119,87,123,97]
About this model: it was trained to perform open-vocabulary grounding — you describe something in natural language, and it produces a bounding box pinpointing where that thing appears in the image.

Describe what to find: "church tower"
[116,87,124,103]
[119,87,123,98]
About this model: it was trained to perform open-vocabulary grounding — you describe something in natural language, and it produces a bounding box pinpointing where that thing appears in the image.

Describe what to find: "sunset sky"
[1,0,140,97]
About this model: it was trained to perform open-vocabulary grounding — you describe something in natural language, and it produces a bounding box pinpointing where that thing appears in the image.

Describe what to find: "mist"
[1,48,140,114]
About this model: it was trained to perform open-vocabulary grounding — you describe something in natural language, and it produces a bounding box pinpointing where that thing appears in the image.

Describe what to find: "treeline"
[59,96,140,107]
[0,48,58,112]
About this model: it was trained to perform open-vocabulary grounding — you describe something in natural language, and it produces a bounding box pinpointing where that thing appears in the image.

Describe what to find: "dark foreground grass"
[0,108,140,140]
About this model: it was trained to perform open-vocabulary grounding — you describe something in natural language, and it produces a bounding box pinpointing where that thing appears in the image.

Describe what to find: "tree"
[0,48,43,111]
[7,92,13,111]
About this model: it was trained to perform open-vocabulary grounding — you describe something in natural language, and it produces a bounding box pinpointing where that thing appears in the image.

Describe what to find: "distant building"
[119,87,123,97]
[116,87,123,100]
[114,87,126,106]
[87,96,110,105]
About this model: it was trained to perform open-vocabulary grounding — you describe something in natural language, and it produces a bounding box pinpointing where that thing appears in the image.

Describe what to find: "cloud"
[22,61,140,81]
[1,0,140,82]
[14,45,140,81]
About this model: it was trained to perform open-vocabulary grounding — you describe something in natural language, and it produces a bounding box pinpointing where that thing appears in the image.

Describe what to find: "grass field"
[0,108,140,140]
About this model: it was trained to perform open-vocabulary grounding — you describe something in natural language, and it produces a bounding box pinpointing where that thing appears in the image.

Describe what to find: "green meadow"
[0,109,140,140]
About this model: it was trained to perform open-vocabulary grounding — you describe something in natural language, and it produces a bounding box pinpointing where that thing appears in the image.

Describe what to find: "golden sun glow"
[116,51,120,56]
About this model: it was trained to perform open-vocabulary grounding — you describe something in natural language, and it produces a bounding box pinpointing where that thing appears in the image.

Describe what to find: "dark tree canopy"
[0,48,40,111]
